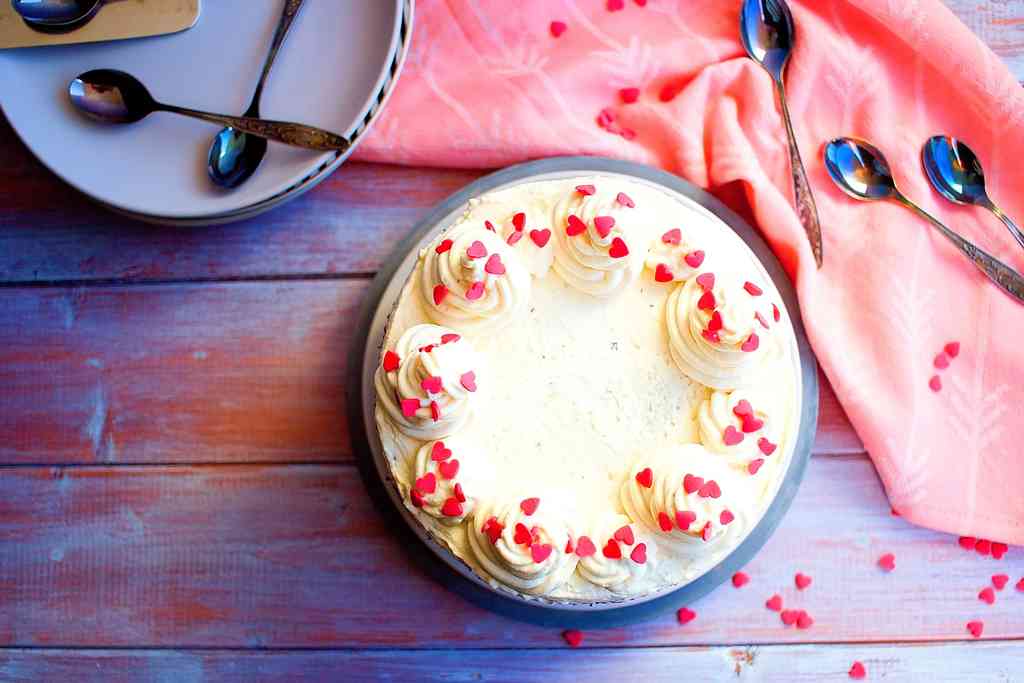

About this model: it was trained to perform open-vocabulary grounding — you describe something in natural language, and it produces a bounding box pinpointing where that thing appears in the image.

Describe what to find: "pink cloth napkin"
[356,0,1024,545]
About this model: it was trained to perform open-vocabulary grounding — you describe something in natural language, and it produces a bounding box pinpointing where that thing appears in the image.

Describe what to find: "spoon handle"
[247,0,306,114]
[899,196,1024,304]
[775,79,824,268]
[157,104,349,152]
[984,201,1024,252]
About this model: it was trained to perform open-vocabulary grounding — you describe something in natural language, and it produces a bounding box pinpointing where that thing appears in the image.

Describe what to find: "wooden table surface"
[1,3,1022,681]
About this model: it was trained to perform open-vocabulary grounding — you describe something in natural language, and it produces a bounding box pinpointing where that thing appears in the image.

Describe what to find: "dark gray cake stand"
[347,156,819,627]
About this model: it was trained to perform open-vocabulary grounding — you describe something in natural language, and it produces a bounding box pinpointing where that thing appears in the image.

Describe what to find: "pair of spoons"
[824,137,1024,303]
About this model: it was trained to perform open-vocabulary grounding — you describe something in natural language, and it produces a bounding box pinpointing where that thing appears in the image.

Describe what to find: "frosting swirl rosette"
[645,226,707,284]
[466,497,578,596]
[551,184,644,296]
[374,324,481,440]
[666,271,778,389]
[419,218,530,332]
[697,389,781,473]
[405,437,481,525]
[576,514,654,594]
[620,444,749,553]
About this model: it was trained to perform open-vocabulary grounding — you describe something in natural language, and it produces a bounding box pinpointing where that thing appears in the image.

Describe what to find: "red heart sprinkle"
[992,574,1009,590]
[566,215,587,236]
[685,250,705,268]
[484,253,506,275]
[433,284,449,306]
[616,191,635,207]
[654,264,674,283]
[609,237,630,259]
[992,542,1008,559]
[575,536,596,558]
[765,594,783,611]
[748,459,764,475]
[945,341,960,358]
[607,0,624,11]
[435,239,453,254]
[976,539,991,555]
[967,620,984,638]
[421,375,443,394]
[780,609,799,626]
[602,539,622,559]
[419,344,435,354]
[382,350,400,372]
[565,538,574,554]
[849,661,866,680]
[431,441,452,461]
[658,512,673,532]
[440,497,463,517]
[741,414,764,433]
[458,371,476,393]
[979,587,995,604]
[482,517,503,544]
[466,281,486,301]
[722,426,744,446]
[707,311,724,332]
[401,399,420,418]
[614,525,635,546]
[635,467,654,488]
[696,272,715,290]
[594,215,615,238]
[520,497,540,515]
[795,572,812,590]
[429,401,441,422]
[697,290,716,311]
[683,474,704,494]
[744,281,763,296]
[485,220,496,233]
[698,480,721,499]
[773,303,781,322]
[1016,577,1024,592]
[662,228,682,245]
[934,353,950,369]
[529,229,551,247]
[410,489,425,508]
[755,312,770,329]
[575,184,596,196]
[562,629,583,647]
[733,400,753,417]
[596,108,615,128]
[731,571,749,588]
[531,543,553,563]
[630,542,647,564]
[741,333,760,353]
[677,607,696,625]
[513,523,532,546]
[441,333,460,344]
[958,536,976,550]
[619,88,640,104]
[720,510,735,526]
[454,482,466,502]
[758,437,777,456]
[466,241,487,259]
[796,612,814,629]
[550,21,567,38]
[507,230,524,246]
[414,472,436,494]
[512,212,526,231]
[438,459,459,480]
[701,329,721,343]
[675,510,696,530]
[878,553,896,572]
[929,375,942,392]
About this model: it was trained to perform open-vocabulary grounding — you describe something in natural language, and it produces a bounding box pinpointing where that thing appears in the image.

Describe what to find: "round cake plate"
[0,0,413,226]
[349,157,819,627]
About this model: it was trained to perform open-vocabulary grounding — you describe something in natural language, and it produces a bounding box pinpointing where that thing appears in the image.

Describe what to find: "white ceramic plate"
[0,0,406,222]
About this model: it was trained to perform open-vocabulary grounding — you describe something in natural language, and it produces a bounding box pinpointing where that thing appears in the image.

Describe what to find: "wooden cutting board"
[0,0,200,50]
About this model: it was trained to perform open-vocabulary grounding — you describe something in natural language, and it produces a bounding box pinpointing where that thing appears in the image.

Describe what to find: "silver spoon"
[208,0,306,189]
[11,0,103,30]
[922,136,1024,251]
[69,69,350,153]
[740,0,823,268]
[823,137,1024,304]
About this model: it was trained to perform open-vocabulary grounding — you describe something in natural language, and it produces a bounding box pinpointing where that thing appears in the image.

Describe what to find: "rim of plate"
[349,156,819,625]
[0,0,413,226]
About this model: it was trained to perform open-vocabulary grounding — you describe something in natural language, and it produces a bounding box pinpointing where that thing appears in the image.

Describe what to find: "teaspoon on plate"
[922,135,1024,251]
[12,0,103,31]
[823,137,1024,304]
[69,69,350,153]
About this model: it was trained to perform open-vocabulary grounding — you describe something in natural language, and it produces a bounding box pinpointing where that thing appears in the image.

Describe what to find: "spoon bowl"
[69,69,154,124]
[12,0,102,26]
[208,128,268,189]
[740,0,794,80]
[823,138,899,202]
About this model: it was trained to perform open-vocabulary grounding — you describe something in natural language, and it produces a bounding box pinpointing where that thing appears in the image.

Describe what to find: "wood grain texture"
[0,281,860,465]
[0,457,1019,648]
[2,641,1022,682]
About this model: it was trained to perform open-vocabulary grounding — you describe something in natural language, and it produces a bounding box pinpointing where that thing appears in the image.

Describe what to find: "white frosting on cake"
[374,175,801,603]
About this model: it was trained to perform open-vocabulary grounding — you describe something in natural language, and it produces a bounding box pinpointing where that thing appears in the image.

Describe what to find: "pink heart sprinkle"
[849,661,866,680]
[459,371,476,392]
[630,543,647,564]
[421,375,443,394]
[696,272,715,290]
[1016,577,1024,592]
[795,572,812,590]
[520,497,540,516]
[755,312,770,329]
[685,250,705,268]
[682,474,704,494]
[743,281,763,296]
[441,333,460,344]
[675,510,696,530]
[596,108,616,128]
[435,239,453,254]
[934,353,950,370]
[780,609,798,626]
[758,437,777,456]
[661,228,682,245]
[594,215,616,238]
[465,281,485,301]
[616,191,635,207]
[576,184,595,196]
[530,543,553,563]
[549,21,567,38]
[748,459,764,475]
[731,571,749,588]
[484,220,496,233]
[929,375,942,392]
[613,525,635,546]
[979,586,995,605]
[575,536,596,558]
[529,229,551,247]
[698,480,722,499]
[878,553,896,572]
[733,400,753,417]
[466,240,487,259]
[700,522,713,541]
[507,230,524,246]
[431,441,452,461]
[773,303,781,322]
[655,263,675,283]
[723,426,744,446]
[609,237,630,259]
[401,398,421,418]
[566,215,587,236]
[697,290,716,311]
[741,414,764,433]
[741,334,760,353]
[658,512,673,532]
[512,212,526,231]
[992,574,1009,590]
[635,467,654,488]
[415,472,437,494]
[676,607,696,625]
[945,341,960,358]
[438,459,459,480]
[967,620,984,638]
[562,629,583,647]
[720,510,735,525]
[484,253,506,275]
[382,350,401,372]
[796,612,814,629]
[607,0,624,11]
[765,594,783,611]
[433,284,449,306]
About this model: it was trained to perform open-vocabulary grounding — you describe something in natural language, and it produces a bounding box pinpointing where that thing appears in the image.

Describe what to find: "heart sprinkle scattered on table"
[676,607,696,625]
[562,629,583,647]
[848,661,866,679]
[795,572,812,590]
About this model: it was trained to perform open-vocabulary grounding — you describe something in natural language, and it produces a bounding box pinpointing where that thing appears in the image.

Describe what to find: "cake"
[373,175,801,603]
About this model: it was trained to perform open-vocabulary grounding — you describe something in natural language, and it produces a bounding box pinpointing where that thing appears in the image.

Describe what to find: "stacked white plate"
[0,0,412,224]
